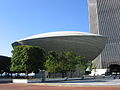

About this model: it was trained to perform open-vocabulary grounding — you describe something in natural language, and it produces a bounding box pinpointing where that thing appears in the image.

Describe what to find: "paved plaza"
[0,77,120,90]
[33,77,120,87]
[0,83,120,90]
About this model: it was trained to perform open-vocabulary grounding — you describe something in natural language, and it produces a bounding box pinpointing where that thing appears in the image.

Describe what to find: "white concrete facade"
[12,31,107,61]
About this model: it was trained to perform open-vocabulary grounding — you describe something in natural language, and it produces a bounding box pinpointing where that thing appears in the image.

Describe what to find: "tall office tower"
[88,0,120,69]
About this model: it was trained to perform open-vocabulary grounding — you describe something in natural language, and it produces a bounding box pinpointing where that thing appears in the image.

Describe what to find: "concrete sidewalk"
[31,78,120,87]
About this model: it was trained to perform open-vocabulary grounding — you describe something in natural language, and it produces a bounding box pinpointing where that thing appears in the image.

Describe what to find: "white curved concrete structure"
[12,31,107,61]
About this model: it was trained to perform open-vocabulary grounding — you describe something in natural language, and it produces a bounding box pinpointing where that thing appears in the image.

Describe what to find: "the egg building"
[12,31,106,62]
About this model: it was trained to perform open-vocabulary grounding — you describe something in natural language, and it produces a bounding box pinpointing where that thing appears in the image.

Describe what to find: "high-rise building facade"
[88,0,120,69]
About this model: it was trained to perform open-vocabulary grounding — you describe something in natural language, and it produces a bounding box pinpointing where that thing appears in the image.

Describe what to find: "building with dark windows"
[88,0,120,69]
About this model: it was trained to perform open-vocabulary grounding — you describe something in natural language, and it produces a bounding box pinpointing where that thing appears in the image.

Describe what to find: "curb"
[26,83,120,87]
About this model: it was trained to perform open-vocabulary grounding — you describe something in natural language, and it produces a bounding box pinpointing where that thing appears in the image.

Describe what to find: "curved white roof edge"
[17,31,104,42]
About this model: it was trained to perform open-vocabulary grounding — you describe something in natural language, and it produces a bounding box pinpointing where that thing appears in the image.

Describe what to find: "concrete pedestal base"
[13,79,42,83]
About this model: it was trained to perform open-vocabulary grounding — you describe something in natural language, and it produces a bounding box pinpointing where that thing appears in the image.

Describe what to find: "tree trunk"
[0,73,2,77]
[10,73,12,78]
[62,73,64,78]
[25,71,28,79]
[70,71,73,78]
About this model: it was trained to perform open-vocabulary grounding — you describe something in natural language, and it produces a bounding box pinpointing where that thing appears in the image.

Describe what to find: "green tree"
[45,51,81,78]
[10,45,45,77]
[45,51,59,73]
[45,51,90,79]
[58,51,68,78]
[58,51,78,78]
[76,56,89,78]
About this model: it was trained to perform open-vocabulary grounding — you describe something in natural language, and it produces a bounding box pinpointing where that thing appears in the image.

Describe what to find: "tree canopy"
[10,45,91,78]
[10,45,45,75]
[44,51,59,73]
[45,51,89,77]
[76,56,89,74]
[58,51,77,75]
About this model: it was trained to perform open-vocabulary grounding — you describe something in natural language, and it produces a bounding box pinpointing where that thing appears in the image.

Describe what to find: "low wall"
[0,79,12,83]
[13,79,42,83]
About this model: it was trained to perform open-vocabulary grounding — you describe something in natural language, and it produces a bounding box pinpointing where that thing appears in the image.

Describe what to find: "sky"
[0,0,89,57]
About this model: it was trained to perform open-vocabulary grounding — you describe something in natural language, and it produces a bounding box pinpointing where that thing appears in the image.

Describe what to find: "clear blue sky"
[0,0,89,57]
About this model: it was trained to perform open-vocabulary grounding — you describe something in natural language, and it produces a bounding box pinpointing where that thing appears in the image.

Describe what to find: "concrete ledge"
[0,79,12,83]
[13,79,42,83]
